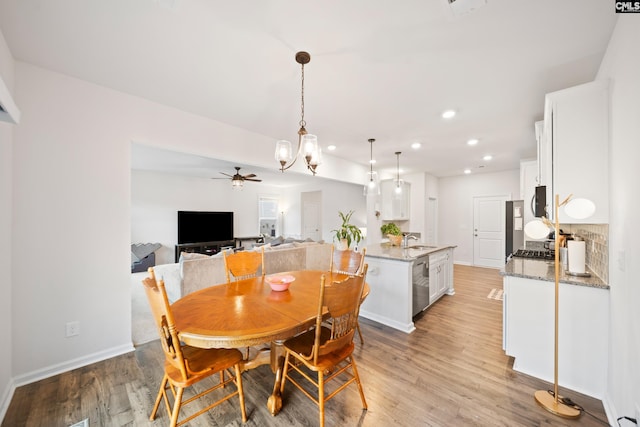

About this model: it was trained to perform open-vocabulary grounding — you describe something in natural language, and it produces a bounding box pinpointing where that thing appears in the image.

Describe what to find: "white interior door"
[473,195,508,268]
[301,191,322,241]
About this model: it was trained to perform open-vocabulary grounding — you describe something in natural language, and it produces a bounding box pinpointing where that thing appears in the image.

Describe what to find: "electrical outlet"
[65,321,80,337]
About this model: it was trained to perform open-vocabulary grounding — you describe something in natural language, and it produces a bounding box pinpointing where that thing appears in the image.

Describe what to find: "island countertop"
[500,257,609,289]
[365,244,457,261]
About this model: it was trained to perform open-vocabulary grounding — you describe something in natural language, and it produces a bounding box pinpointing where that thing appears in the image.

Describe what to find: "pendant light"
[275,51,321,175]
[394,151,404,194]
[364,138,380,196]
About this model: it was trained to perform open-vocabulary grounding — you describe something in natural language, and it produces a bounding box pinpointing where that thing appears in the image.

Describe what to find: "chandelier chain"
[299,63,306,128]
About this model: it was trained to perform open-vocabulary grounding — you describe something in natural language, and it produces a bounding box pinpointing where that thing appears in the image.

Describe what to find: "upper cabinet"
[380,179,411,220]
[519,159,538,236]
[543,80,609,223]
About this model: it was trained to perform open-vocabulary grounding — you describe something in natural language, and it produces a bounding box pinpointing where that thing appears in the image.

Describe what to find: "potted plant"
[381,222,403,246]
[332,210,363,250]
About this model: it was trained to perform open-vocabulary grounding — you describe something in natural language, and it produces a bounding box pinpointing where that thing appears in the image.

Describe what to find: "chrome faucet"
[402,234,419,248]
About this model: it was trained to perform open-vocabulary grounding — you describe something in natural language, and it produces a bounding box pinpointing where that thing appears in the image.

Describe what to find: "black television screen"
[177,211,234,244]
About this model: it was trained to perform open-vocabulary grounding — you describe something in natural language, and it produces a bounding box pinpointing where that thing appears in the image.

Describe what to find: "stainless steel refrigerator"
[505,200,525,261]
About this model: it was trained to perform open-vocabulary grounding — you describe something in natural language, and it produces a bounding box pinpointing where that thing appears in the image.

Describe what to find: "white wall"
[132,169,287,265]
[0,27,14,420]
[596,15,640,422]
[438,169,520,265]
[9,61,368,384]
[281,179,366,245]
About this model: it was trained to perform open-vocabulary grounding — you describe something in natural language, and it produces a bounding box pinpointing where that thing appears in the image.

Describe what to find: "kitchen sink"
[408,245,437,250]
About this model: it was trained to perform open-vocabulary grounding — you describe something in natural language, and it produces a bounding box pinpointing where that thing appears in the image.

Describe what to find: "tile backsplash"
[562,223,609,283]
[525,224,609,283]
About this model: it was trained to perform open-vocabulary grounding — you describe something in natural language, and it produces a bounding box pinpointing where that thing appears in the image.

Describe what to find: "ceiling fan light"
[232,178,244,189]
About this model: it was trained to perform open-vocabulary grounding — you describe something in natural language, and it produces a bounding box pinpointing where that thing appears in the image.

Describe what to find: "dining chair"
[142,269,247,427]
[328,246,366,343]
[328,246,366,276]
[223,247,265,283]
[279,265,369,427]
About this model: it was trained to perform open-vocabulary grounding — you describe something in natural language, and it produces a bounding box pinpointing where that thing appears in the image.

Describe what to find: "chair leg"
[279,352,291,394]
[234,364,247,423]
[150,375,168,420]
[318,370,325,427]
[350,356,368,410]
[170,386,184,427]
[356,320,364,344]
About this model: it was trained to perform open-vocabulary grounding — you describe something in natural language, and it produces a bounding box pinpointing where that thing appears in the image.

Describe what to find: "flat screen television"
[177,211,234,244]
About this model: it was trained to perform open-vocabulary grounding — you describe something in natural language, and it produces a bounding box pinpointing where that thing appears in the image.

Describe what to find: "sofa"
[132,241,333,345]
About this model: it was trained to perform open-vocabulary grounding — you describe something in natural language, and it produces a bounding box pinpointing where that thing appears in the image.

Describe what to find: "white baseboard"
[602,394,618,427]
[359,310,416,334]
[12,343,134,388]
[0,377,16,424]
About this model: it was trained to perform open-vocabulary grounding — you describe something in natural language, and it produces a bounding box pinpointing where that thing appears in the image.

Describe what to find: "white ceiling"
[0,0,617,180]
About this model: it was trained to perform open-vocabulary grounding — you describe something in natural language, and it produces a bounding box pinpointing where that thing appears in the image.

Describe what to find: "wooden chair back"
[309,264,367,365]
[142,273,189,380]
[223,248,265,282]
[329,247,366,276]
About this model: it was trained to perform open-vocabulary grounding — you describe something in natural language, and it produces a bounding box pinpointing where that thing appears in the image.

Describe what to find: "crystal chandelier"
[275,51,321,175]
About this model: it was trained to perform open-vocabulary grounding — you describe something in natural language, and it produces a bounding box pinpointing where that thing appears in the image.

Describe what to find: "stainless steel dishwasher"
[412,255,430,316]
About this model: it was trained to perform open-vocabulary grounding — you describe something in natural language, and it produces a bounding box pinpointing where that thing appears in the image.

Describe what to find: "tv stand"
[175,240,235,262]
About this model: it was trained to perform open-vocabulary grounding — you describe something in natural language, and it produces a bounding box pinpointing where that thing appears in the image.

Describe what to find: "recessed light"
[464,169,471,174]
[442,110,456,119]
[327,145,337,151]
[483,155,492,161]
[467,138,479,146]
[411,142,421,149]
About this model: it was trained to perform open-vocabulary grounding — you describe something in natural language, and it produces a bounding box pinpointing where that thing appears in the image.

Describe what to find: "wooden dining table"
[171,269,369,416]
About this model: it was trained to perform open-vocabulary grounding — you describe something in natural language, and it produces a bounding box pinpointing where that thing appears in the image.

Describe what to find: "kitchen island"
[501,257,609,398]
[359,244,456,333]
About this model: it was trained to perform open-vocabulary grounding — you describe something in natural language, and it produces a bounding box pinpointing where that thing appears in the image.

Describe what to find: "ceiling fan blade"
[211,177,230,180]
[243,174,257,178]
[245,178,262,182]
[220,172,234,178]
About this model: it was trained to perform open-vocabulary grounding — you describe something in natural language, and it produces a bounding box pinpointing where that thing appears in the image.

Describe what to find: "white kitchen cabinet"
[380,179,410,220]
[429,249,454,303]
[543,80,609,223]
[503,275,609,398]
[359,256,416,333]
[535,120,550,187]
[519,160,538,234]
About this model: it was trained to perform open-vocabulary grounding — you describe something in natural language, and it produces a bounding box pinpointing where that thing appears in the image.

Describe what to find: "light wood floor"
[2,265,610,427]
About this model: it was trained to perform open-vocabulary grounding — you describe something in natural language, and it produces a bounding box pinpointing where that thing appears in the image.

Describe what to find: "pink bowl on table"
[266,274,295,291]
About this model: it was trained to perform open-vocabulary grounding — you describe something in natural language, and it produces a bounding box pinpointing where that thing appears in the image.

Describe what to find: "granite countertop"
[501,257,609,289]
[365,244,456,262]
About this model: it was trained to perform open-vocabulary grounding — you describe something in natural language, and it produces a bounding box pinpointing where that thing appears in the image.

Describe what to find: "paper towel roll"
[567,240,586,274]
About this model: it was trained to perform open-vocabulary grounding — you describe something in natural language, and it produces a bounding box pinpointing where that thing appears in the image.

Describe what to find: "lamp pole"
[533,194,580,418]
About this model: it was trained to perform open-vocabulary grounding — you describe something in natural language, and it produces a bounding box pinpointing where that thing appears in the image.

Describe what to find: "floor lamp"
[524,193,595,418]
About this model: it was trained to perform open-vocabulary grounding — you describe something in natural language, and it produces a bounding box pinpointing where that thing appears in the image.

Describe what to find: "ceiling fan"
[213,166,262,189]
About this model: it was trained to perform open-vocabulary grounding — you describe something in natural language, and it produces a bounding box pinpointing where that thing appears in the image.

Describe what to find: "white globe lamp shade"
[564,198,596,220]
[524,219,551,240]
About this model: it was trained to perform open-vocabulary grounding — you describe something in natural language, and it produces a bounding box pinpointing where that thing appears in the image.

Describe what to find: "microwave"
[533,185,547,217]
